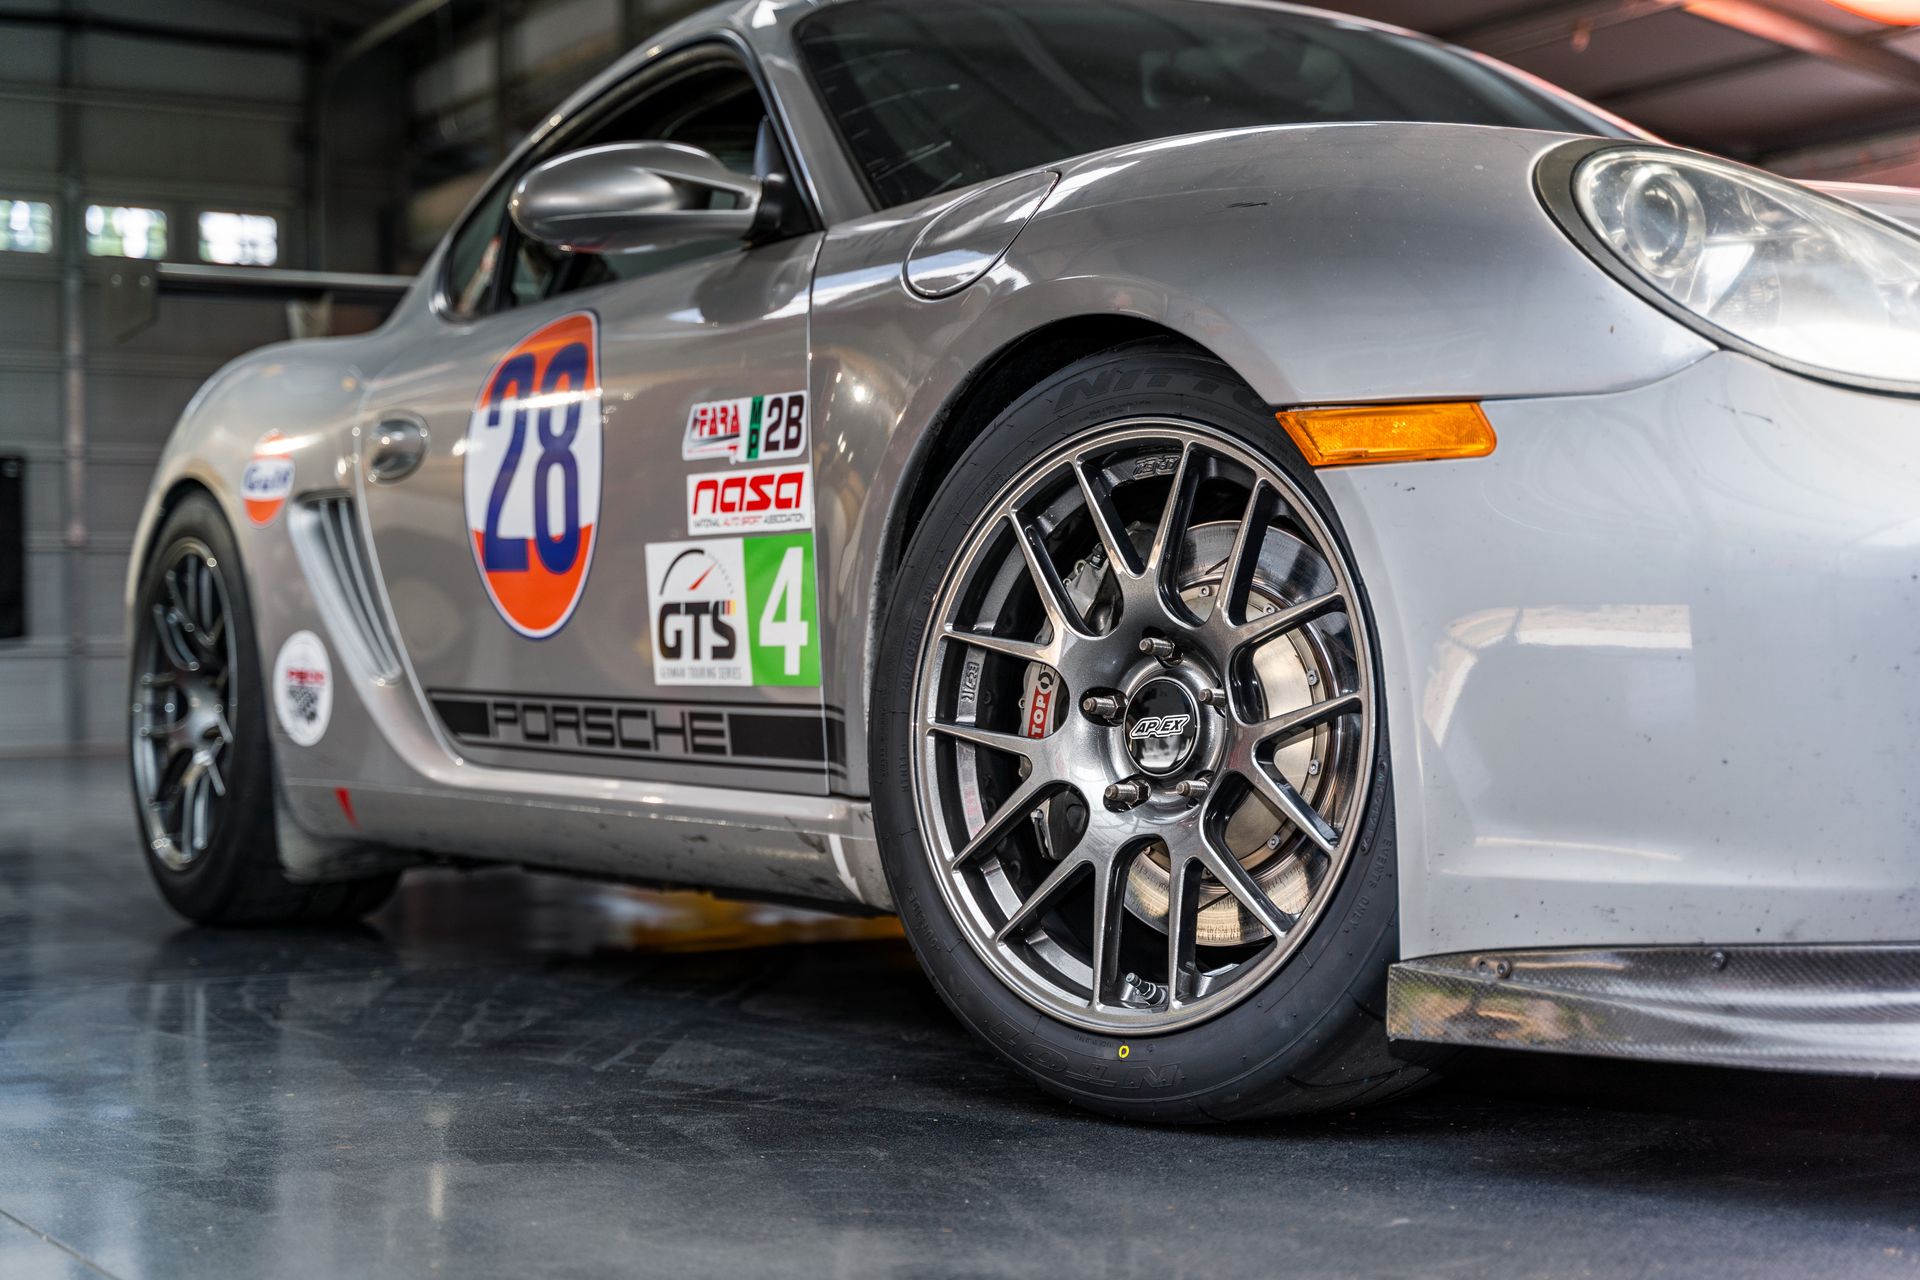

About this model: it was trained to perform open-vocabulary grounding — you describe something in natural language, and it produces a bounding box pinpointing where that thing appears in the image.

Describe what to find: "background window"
[85,205,167,259]
[198,212,278,266]
[1,201,52,254]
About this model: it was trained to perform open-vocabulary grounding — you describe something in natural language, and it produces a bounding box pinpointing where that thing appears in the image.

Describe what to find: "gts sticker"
[644,534,820,687]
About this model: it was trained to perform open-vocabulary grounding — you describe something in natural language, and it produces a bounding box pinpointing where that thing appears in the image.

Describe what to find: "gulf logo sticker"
[462,311,603,639]
[241,430,295,526]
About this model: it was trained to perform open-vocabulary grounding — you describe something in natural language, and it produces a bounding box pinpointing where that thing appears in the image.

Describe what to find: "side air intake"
[296,494,404,682]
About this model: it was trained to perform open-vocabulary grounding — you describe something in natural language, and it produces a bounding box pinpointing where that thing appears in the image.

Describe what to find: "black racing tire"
[129,491,399,926]
[871,340,1435,1122]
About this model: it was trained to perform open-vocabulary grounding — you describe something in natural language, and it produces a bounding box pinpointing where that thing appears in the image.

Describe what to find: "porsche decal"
[241,430,295,526]
[463,311,602,639]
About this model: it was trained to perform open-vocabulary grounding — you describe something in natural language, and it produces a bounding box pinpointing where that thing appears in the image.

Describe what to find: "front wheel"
[872,342,1429,1121]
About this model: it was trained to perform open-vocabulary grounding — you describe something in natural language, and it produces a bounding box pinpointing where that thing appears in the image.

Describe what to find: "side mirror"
[508,142,763,254]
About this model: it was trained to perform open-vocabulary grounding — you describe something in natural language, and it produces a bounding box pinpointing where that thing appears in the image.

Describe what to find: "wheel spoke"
[151,604,198,675]
[928,717,1041,760]
[1244,690,1362,748]
[994,853,1089,945]
[183,765,211,853]
[1241,765,1338,857]
[1008,514,1088,641]
[953,774,1051,870]
[942,625,1052,667]
[1087,852,1136,1008]
[1164,848,1202,1007]
[1218,480,1282,628]
[1144,443,1197,590]
[1226,590,1343,653]
[1072,460,1142,579]
[204,755,227,799]
[1195,829,1296,937]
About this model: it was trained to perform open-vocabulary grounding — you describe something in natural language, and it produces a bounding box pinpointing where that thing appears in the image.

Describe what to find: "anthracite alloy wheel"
[874,340,1431,1121]
[129,491,397,925]
[132,537,237,871]
[912,421,1373,1033]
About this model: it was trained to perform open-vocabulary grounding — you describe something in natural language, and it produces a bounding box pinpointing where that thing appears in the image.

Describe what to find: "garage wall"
[0,1,401,754]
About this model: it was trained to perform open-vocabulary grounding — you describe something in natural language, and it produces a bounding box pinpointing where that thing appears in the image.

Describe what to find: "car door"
[357,47,834,796]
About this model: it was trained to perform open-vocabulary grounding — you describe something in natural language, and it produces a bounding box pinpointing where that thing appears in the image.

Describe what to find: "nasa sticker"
[463,311,603,639]
[241,430,295,526]
[272,630,332,747]
[686,462,813,535]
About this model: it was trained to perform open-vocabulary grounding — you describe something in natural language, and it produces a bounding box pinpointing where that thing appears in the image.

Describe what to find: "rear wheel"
[872,342,1429,1120]
[129,491,397,925]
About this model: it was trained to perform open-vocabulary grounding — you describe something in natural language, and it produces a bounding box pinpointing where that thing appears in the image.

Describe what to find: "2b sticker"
[644,534,819,687]
[686,463,813,535]
[242,431,295,526]
[463,312,602,639]
[682,391,807,464]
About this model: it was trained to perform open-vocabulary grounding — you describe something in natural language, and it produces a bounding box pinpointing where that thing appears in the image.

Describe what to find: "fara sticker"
[645,534,819,687]
[682,390,807,464]
[464,311,603,639]
[241,431,295,526]
[686,462,813,535]
[273,630,333,747]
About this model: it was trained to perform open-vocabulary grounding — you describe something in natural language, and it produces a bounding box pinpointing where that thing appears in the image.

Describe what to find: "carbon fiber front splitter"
[1387,944,1920,1077]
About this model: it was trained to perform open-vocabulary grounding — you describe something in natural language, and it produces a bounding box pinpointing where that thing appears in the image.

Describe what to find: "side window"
[441,182,511,321]
[506,60,779,307]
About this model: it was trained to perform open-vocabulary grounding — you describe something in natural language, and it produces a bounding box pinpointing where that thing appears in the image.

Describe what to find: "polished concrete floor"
[3,757,1919,1279]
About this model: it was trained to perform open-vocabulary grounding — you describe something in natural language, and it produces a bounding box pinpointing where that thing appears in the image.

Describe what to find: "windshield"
[796,0,1628,209]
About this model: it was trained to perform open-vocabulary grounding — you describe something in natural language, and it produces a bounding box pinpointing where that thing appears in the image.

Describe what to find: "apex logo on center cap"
[1125,678,1200,775]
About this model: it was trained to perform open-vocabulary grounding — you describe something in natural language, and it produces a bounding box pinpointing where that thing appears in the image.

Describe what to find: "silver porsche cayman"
[126,0,1920,1120]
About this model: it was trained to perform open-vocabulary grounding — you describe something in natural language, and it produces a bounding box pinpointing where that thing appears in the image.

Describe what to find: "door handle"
[367,416,429,484]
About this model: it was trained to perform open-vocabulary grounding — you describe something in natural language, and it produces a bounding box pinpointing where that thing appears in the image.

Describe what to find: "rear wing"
[104,260,415,342]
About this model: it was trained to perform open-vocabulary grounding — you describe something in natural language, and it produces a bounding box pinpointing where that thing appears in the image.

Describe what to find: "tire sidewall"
[871,344,1399,1120]
[129,491,279,920]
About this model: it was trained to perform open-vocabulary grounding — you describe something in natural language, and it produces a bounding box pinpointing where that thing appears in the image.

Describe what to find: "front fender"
[810,121,1713,796]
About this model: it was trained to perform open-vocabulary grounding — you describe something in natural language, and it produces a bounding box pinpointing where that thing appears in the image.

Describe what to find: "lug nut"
[1139,637,1179,662]
[1081,693,1124,722]
[1175,774,1212,801]
[1105,778,1149,809]
[1197,687,1226,708]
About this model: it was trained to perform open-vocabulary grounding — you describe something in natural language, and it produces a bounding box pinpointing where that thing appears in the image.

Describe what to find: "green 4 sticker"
[743,533,820,686]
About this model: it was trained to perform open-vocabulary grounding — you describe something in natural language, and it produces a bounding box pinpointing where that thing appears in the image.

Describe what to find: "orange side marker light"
[1275,402,1496,467]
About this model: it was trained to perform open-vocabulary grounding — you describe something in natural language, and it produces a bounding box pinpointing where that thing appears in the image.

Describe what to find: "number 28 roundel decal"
[462,312,602,639]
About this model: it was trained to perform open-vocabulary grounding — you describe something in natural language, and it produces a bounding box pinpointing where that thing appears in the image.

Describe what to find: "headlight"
[1553,145,1920,389]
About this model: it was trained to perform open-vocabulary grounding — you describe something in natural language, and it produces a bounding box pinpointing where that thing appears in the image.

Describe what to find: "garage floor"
[3,757,1918,1279]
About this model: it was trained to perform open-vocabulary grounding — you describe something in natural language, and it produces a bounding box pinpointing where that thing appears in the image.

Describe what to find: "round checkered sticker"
[272,630,332,747]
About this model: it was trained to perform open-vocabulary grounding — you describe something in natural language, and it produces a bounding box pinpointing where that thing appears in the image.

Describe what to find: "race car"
[126,0,1920,1121]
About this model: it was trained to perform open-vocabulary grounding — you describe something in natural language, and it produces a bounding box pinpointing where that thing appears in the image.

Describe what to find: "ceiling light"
[1822,1,1920,23]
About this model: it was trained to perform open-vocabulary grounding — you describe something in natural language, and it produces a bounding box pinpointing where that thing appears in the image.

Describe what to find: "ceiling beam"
[1684,0,1920,92]
[1446,0,1920,101]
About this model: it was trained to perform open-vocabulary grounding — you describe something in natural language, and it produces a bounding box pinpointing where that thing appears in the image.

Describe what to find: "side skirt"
[1387,944,1920,1077]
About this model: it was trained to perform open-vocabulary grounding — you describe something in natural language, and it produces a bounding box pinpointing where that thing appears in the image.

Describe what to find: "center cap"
[1125,677,1200,776]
